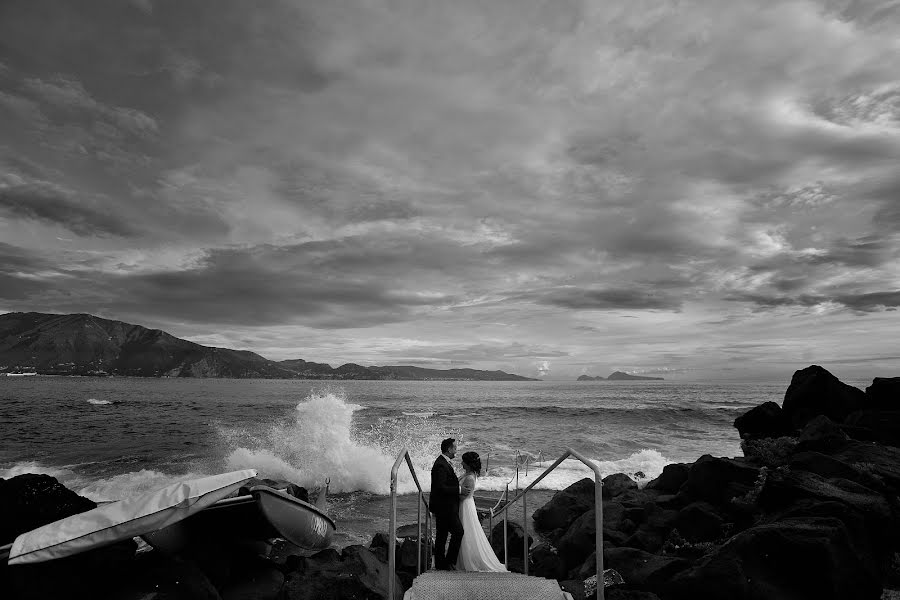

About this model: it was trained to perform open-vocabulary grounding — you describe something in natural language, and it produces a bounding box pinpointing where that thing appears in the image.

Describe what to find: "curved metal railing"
[492,448,605,600]
[388,448,605,600]
[388,449,431,600]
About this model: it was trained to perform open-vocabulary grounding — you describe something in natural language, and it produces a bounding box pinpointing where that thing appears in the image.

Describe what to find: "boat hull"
[251,486,336,550]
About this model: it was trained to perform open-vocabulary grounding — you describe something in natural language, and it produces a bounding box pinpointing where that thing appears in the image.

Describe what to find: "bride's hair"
[461,451,482,476]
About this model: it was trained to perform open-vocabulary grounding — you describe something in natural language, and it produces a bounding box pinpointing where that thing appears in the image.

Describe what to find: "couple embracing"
[429,438,506,572]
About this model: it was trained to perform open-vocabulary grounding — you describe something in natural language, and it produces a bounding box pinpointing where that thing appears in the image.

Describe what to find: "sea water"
[0,376,838,546]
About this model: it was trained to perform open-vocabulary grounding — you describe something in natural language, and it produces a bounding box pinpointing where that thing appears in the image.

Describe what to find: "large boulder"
[671,502,726,543]
[789,451,884,492]
[603,473,638,500]
[557,503,633,571]
[667,517,883,600]
[681,455,760,506]
[601,547,690,595]
[865,377,900,409]
[842,410,900,447]
[645,463,690,494]
[530,542,568,579]
[0,474,96,545]
[281,545,403,600]
[734,402,791,440]
[781,365,866,428]
[795,415,850,453]
[532,478,595,533]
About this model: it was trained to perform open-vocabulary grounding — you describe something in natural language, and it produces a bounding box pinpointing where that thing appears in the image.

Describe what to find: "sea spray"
[221,388,459,494]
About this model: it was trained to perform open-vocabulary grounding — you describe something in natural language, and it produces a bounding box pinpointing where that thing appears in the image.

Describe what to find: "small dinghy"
[6,469,257,565]
[250,484,335,550]
[143,478,335,553]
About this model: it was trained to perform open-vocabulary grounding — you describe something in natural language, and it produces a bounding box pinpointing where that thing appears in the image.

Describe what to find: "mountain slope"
[0,312,537,380]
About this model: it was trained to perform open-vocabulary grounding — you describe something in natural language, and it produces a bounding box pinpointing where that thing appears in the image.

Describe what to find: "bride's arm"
[459,475,475,498]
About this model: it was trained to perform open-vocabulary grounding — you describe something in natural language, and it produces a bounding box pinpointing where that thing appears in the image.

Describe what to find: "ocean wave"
[402,411,436,418]
[86,398,115,405]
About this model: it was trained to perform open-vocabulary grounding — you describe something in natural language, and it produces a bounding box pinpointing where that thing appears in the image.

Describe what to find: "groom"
[430,438,464,570]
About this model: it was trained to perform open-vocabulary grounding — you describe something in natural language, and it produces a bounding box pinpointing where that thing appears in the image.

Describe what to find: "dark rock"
[370,532,390,550]
[795,415,850,452]
[781,365,866,428]
[0,474,96,544]
[607,591,662,600]
[489,520,533,561]
[281,545,403,600]
[601,547,690,594]
[530,542,568,579]
[533,478,596,533]
[757,468,894,555]
[395,523,425,539]
[832,441,900,491]
[865,377,900,409]
[734,401,791,439]
[622,527,665,554]
[789,451,884,491]
[557,502,641,569]
[667,517,882,600]
[645,463,690,494]
[603,473,639,500]
[843,410,900,447]
[220,558,285,600]
[681,455,760,506]
[559,579,588,600]
[672,502,726,543]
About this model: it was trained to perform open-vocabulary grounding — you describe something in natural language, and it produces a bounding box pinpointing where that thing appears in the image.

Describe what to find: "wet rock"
[781,365,866,428]
[0,474,96,544]
[557,503,634,570]
[281,545,402,600]
[603,473,638,500]
[734,401,791,440]
[645,463,690,494]
[530,542,568,580]
[533,478,595,533]
[601,547,690,594]
[220,558,285,600]
[667,517,882,600]
[681,455,760,505]
[672,502,726,543]
[789,451,884,492]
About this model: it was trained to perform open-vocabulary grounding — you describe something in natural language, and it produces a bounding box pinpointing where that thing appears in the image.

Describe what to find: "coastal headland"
[2,365,899,599]
[0,312,536,381]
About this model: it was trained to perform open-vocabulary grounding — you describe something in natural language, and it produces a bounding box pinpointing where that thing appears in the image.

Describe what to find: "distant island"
[577,371,664,381]
[0,312,538,380]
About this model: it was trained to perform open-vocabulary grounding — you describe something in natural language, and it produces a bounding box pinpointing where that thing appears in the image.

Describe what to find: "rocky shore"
[2,365,898,599]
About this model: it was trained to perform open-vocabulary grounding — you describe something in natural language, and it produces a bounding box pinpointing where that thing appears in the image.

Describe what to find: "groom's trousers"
[433,504,464,568]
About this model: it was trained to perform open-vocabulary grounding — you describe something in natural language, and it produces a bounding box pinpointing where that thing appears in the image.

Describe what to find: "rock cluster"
[530,365,900,599]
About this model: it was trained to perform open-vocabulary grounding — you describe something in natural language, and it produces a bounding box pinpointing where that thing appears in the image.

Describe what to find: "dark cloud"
[0,181,137,237]
[530,287,682,311]
[725,290,900,313]
[0,243,56,300]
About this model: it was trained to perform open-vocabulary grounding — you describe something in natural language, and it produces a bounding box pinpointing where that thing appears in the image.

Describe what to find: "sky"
[0,0,898,382]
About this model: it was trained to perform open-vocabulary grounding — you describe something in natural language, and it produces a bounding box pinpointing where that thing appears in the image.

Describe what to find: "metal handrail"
[492,448,605,600]
[388,449,432,600]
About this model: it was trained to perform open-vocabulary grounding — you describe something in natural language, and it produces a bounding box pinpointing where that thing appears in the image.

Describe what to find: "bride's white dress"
[455,474,507,572]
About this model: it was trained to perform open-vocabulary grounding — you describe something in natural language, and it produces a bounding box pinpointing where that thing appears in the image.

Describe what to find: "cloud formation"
[1,0,899,379]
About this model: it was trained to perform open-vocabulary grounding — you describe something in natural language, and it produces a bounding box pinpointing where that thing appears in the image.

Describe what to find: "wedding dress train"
[455,475,507,572]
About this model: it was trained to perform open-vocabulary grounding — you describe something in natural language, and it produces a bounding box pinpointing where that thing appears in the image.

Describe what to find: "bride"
[455,451,507,572]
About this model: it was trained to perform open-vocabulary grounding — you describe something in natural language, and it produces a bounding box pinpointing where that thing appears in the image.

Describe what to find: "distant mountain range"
[577,371,664,381]
[0,312,538,380]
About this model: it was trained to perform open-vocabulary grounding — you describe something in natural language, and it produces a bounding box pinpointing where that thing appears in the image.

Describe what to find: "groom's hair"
[440,438,455,454]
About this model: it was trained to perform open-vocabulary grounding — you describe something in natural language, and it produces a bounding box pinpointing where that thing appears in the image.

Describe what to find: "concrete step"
[403,571,574,600]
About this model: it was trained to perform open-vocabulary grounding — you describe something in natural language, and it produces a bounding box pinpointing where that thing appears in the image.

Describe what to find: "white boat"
[6,372,37,377]
[7,470,257,565]
[143,483,336,553]
[251,485,335,550]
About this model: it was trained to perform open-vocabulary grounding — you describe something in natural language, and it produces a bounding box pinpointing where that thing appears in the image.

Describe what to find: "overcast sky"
[1,0,898,381]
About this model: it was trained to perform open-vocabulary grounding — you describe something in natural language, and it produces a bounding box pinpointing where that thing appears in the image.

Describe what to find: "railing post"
[388,472,398,600]
[523,491,528,575]
[595,472,604,600]
[416,491,422,574]
[503,503,508,568]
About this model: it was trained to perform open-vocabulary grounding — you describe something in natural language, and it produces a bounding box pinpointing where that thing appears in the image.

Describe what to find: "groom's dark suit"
[430,454,464,569]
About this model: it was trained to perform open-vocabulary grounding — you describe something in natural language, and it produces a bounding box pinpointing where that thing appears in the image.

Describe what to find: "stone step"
[403,571,574,600]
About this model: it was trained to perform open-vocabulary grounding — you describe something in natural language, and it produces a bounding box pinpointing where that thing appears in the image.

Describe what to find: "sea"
[0,376,856,547]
